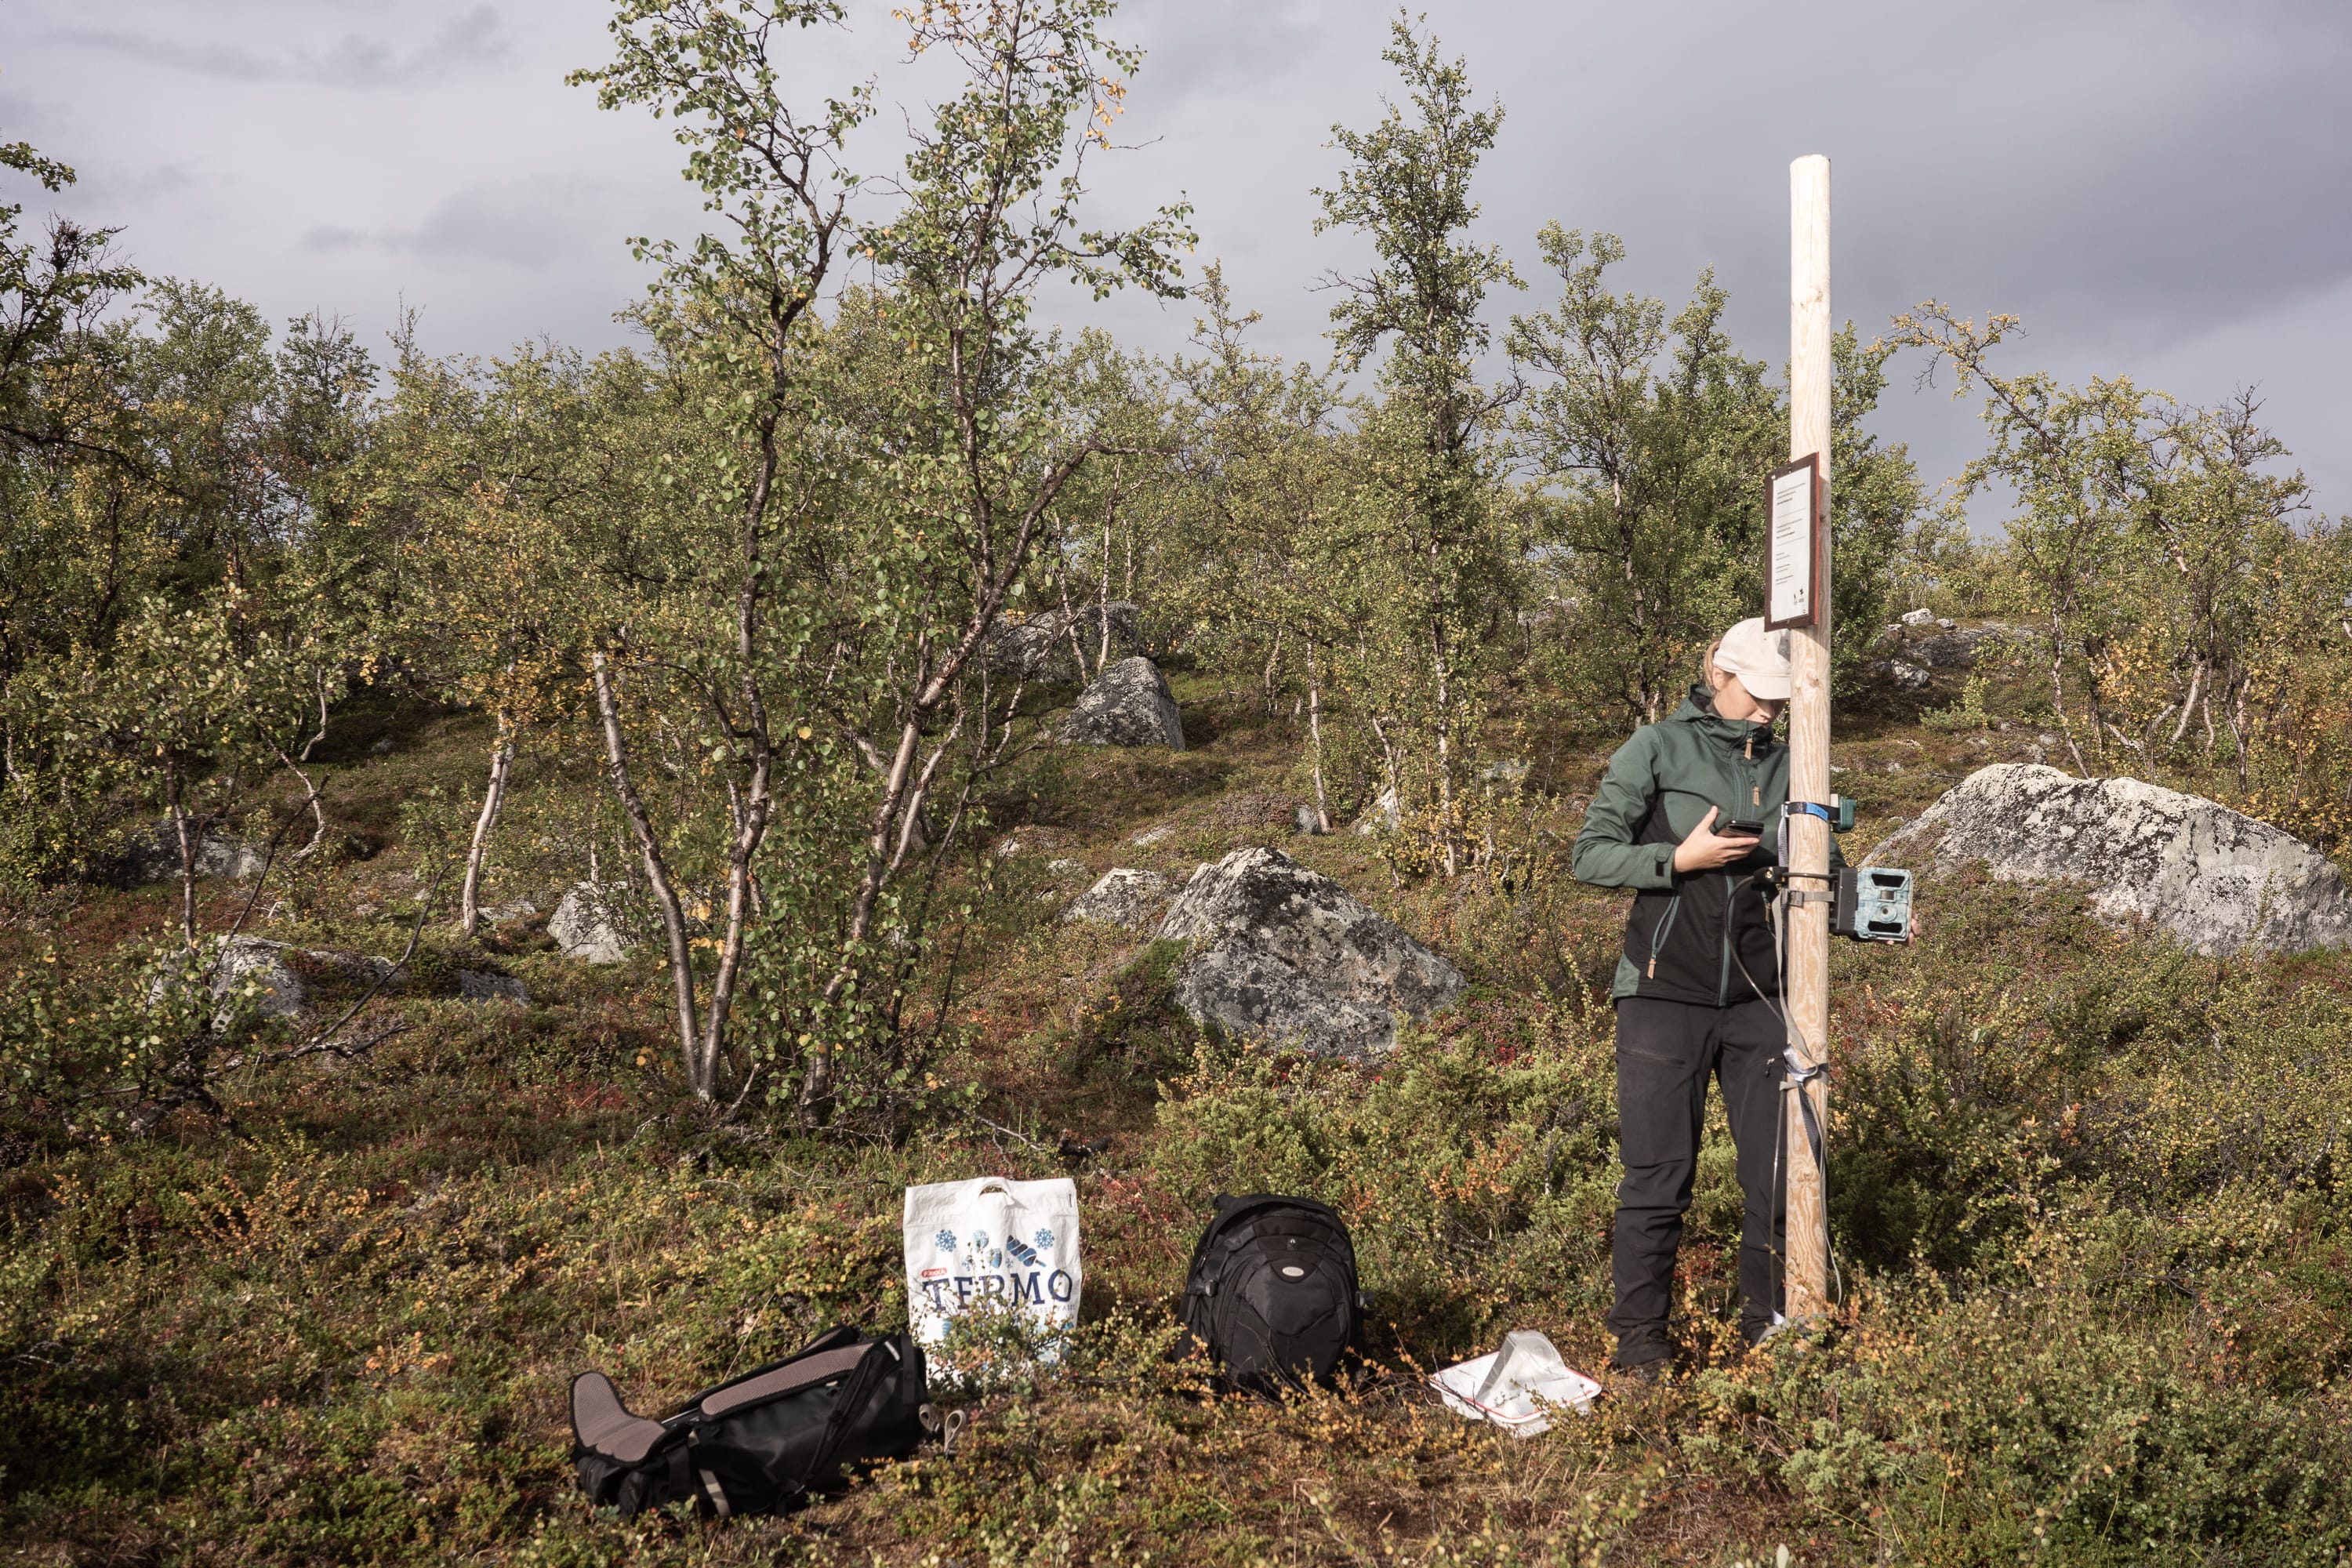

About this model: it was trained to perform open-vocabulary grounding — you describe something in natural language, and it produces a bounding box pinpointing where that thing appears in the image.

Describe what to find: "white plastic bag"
[902,1176,1081,1368]
[1429,1330,1599,1436]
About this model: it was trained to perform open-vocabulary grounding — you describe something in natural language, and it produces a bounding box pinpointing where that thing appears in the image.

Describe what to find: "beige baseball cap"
[1714,617,1791,702]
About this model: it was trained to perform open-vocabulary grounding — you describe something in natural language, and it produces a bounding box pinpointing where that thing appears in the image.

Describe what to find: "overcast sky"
[7,0,2350,524]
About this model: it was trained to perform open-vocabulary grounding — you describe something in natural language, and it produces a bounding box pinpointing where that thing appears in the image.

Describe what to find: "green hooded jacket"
[1571,684,1842,1006]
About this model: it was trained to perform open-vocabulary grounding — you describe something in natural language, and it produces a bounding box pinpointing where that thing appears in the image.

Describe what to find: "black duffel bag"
[570,1325,927,1519]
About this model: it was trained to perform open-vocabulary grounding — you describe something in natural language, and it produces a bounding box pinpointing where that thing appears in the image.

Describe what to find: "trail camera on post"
[1782,154,1835,1326]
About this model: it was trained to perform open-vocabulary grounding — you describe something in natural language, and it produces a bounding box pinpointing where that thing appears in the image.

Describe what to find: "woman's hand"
[1672,807,1762,874]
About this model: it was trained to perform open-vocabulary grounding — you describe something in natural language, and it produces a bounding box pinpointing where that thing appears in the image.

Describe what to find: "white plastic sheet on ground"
[1428,1330,1600,1436]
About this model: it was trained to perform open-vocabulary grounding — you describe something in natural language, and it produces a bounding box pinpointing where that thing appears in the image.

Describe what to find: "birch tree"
[572,0,869,1102]
[1315,16,1519,876]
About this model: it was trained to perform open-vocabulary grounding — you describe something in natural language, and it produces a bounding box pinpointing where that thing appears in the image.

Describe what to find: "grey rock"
[1294,804,1328,837]
[148,937,307,1028]
[984,601,1142,684]
[1063,868,1173,930]
[1045,857,1088,877]
[1899,607,1936,626]
[550,882,633,964]
[123,817,267,884]
[1904,625,2020,670]
[480,898,539,925]
[369,736,395,754]
[1060,656,1185,750]
[211,938,308,1018]
[1132,825,1176,847]
[1868,763,2352,954]
[1476,758,1530,789]
[1353,786,1402,837]
[1156,847,1464,1058]
[307,948,403,985]
[456,969,529,1005]
[1936,617,1957,630]
[1905,633,1975,669]
[1872,659,1933,691]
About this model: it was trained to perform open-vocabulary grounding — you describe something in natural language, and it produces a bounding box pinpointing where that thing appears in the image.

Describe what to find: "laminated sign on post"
[902,1176,1080,1372]
[1766,453,1822,630]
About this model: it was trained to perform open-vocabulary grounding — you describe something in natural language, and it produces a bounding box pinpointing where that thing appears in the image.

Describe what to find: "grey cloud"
[405,175,611,267]
[50,5,510,87]
[297,176,613,269]
[9,0,2352,510]
[299,226,372,254]
[1126,0,1331,107]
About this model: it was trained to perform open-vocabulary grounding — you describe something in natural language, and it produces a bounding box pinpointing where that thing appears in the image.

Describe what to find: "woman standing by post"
[1570,617,1828,1380]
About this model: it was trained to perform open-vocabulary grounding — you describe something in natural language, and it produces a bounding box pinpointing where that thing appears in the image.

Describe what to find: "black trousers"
[1607,995,1786,1367]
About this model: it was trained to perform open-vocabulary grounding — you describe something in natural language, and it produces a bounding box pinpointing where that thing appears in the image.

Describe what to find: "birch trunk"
[590,652,709,1098]
[1306,640,1331,833]
[458,720,515,938]
[167,764,198,949]
[1432,624,1458,878]
[1097,513,1114,671]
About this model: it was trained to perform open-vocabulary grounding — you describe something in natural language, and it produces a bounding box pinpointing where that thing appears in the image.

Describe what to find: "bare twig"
[974,1112,1054,1152]
[249,1022,412,1069]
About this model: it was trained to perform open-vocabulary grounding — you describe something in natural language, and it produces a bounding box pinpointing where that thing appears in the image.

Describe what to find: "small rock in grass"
[1871,659,1932,691]
[456,970,529,1005]
[1063,868,1173,930]
[1352,786,1401,837]
[550,883,633,964]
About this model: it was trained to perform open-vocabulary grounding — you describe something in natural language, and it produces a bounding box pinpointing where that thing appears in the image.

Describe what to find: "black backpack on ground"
[1180,1193,1368,1395]
[570,1326,927,1519]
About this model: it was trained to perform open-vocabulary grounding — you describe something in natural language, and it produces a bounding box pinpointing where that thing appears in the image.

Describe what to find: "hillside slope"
[5,670,2350,1566]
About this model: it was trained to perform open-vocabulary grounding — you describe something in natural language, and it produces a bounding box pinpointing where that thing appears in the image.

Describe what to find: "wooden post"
[1783,154,1834,1324]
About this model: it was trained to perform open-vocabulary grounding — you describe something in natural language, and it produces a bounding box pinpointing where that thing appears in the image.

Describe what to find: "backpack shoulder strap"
[697,1343,873,1418]
[571,1371,671,1464]
[791,1338,900,1495]
[676,1323,868,1419]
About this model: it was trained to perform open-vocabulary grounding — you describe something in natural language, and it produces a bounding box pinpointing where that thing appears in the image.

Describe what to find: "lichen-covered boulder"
[1156,847,1462,1058]
[550,883,633,964]
[1869,763,2352,954]
[147,936,308,1029]
[211,938,309,1018]
[1871,659,1932,691]
[984,601,1142,684]
[122,817,267,883]
[1060,656,1185,750]
[1063,868,1173,930]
